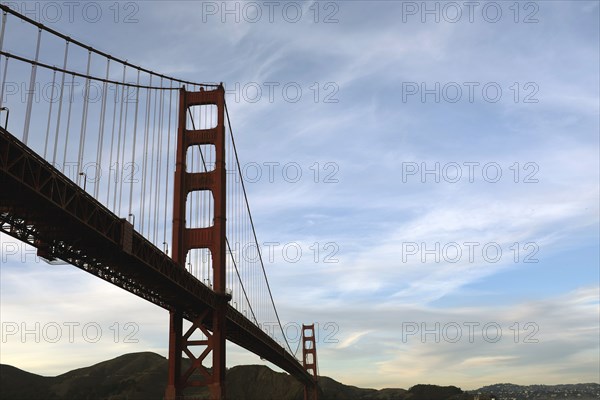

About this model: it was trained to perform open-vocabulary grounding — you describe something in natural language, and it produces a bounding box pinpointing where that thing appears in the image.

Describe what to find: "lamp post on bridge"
[128,213,135,228]
[78,172,87,192]
[0,107,9,130]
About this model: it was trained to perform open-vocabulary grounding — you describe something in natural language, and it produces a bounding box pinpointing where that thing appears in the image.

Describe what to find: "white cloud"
[336,330,372,350]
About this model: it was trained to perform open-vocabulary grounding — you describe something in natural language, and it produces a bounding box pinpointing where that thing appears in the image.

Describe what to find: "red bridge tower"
[165,86,229,400]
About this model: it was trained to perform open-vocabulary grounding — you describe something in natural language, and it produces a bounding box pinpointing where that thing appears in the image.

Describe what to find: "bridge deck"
[0,127,312,385]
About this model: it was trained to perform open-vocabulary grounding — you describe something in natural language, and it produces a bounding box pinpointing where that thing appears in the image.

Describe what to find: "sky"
[1,0,599,391]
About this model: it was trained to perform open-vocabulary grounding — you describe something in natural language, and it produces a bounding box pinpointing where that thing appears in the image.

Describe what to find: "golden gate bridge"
[0,5,319,399]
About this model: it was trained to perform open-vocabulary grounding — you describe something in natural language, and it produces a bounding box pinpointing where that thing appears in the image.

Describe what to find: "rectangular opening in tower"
[186,144,216,172]
[186,104,218,130]
[185,190,214,228]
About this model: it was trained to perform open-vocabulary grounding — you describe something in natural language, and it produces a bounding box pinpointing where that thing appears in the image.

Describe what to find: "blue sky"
[1,0,599,390]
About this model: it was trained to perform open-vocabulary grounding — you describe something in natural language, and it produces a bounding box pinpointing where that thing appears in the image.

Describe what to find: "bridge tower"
[302,324,319,400]
[166,85,229,400]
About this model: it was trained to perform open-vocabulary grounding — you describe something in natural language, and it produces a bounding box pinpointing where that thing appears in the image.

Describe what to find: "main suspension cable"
[0,4,218,89]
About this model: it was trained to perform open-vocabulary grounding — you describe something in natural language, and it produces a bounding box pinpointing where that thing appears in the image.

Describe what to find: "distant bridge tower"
[165,85,229,400]
[302,324,319,400]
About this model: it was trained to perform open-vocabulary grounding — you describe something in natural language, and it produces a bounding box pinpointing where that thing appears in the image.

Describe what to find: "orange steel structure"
[166,86,229,400]
[302,324,319,400]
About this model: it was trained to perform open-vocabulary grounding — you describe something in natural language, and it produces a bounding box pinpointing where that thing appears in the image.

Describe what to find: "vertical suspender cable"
[0,57,8,110]
[200,90,206,278]
[0,10,7,60]
[107,65,125,207]
[208,100,212,284]
[147,84,157,240]
[62,74,75,171]
[147,79,160,241]
[52,41,69,165]
[227,118,232,294]
[245,185,249,314]
[187,105,194,275]
[237,123,241,311]
[200,99,205,281]
[0,11,8,110]
[128,69,141,223]
[153,80,164,244]
[163,80,173,253]
[106,79,118,208]
[140,75,152,235]
[232,121,238,303]
[43,69,57,158]
[23,28,42,145]
[118,76,132,216]
[157,83,165,243]
[94,59,110,197]
[112,65,126,209]
[194,104,201,279]
[77,50,92,186]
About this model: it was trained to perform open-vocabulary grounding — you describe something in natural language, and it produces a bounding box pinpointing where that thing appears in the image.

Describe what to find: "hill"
[0,352,456,400]
[1,352,406,400]
[1,353,598,399]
